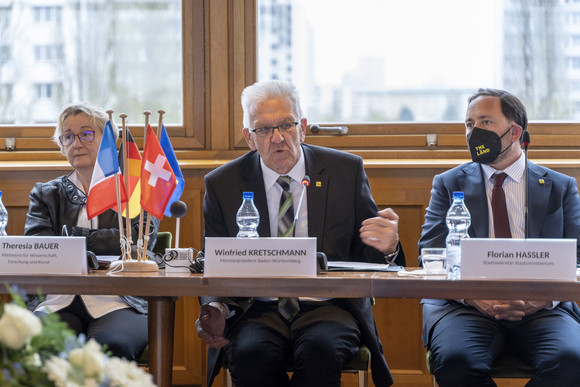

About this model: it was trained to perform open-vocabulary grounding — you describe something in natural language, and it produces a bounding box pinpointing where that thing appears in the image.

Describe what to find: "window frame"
[0,0,205,153]
[1,0,579,160]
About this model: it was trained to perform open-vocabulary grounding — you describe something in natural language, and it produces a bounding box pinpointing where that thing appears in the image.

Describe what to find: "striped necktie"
[276,175,299,321]
[277,175,295,237]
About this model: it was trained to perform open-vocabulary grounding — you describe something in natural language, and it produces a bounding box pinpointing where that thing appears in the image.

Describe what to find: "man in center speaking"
[196,79,405,387]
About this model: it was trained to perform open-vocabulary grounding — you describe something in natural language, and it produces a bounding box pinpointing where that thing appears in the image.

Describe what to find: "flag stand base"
[109,259,159,272]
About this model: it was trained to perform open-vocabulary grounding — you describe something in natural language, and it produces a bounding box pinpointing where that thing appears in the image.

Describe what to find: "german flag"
[118,127,142,219]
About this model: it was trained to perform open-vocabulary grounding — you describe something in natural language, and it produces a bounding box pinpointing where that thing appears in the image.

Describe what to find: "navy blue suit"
[420,161,580,386]
[202,143,404,387]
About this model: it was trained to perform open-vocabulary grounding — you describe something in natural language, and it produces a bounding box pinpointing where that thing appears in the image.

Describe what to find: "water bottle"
[236,192,259,238]
[0,191,7,236]
[445,191,471,279]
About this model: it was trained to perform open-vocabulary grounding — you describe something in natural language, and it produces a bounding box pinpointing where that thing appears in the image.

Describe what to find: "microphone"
[170,200,188,248]
[522,130,530,239]
[310,124,348,135]
[292,176,310,237]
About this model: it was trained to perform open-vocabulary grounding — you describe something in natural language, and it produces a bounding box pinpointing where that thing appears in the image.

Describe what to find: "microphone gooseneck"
[522,130,530,239]
[292,176,310,237]
[170,200,188,248]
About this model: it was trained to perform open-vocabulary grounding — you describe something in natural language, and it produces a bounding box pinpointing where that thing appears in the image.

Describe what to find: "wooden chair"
[152,231,173,256]
[426,349,534,387]
[225,345,371,387]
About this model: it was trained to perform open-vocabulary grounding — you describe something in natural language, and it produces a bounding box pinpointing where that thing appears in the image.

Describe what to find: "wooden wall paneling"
[208,0,231,151]
[2,160,580,387]
[0,169,66,235]
[161,170,205,384]
[229,0,250,150]
[367,169,433,386]
[182,0,206,145]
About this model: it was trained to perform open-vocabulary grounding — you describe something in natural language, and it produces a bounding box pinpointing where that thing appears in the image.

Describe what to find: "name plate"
[461,238,576,281]
[204,237,317,277]
[0,236,87,275]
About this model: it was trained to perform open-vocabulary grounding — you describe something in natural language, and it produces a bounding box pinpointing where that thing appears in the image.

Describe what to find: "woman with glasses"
[24,103,159,361]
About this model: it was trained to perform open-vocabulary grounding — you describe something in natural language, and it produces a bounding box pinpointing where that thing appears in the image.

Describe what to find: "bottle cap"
[242,192,254,199]
[452,191,464,200]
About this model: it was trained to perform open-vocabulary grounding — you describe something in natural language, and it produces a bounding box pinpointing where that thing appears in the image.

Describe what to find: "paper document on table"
[327,261,403,272]
[397,268,447,277]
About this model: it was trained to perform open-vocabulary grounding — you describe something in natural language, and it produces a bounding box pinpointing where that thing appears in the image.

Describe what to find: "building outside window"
[33,6,62,24]
[35,83,62,99]
[34,45,63,61]
[0,0,182,125]
[258,0,580,122]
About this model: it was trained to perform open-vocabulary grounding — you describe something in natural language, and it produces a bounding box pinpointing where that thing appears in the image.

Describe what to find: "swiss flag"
[140,125,176,220]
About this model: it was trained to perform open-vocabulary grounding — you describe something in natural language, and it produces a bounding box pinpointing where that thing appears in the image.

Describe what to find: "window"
[0,6,10,26]
[36,83,61,99]
[571,57,580,70]
[33,6,62,23]
[1,0,182,125]
[0,84,12,100]
[0,46,9,62]
[257,0,580,123]
[34,45,62,61]
[572,35,580,48]
[0,0,578,154]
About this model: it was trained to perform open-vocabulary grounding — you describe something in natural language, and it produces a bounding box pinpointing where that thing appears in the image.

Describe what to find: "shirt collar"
[481,150,525,183]
[68,170,87,195]
[260,146,306,189]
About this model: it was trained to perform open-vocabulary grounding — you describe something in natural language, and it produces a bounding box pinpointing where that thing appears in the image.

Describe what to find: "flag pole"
[137,111,151,261]
[106,110,126,260]
[120,113,132,247]
[141,109,165,262]
[111,109,157,272]
[156,109,165,137]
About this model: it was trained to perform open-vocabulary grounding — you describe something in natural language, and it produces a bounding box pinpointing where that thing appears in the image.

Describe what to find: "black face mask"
[467,126,513,164]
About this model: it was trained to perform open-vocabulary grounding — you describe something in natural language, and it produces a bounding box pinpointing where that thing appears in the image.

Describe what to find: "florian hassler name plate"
[204,237,317,278]
[0,236,87,275]
[461,238,576,281]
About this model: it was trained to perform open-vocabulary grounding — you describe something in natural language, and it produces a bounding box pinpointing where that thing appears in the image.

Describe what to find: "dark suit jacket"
[201,143,404,387]
[419,161,580,345]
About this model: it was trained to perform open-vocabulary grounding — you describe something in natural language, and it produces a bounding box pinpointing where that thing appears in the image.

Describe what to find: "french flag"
[86,121,128,220]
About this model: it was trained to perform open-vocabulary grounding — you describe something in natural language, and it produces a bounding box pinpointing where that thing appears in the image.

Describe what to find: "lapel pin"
[316,181,322,187]
[539,179,545,184]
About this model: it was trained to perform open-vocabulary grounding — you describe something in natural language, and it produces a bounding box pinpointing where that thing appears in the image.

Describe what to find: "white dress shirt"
[260,149,308,238]
[258,148,328,302]
[481,151,526,239]
[480,151,558,309]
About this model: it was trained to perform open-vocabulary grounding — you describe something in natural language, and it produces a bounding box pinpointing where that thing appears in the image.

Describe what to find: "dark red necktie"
[491,172,511,238]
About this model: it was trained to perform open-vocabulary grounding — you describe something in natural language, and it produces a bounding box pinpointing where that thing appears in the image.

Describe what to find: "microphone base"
[109,259,159,272]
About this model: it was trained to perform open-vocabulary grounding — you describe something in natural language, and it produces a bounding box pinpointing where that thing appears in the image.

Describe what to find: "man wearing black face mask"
[420,88,580,387]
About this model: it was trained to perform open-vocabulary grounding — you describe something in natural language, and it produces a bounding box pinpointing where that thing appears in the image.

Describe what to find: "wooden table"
[2,270,579,386]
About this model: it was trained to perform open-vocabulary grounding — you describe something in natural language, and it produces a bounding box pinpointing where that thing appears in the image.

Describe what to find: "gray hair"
[54,103,113,154]
[241,80,303,128]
